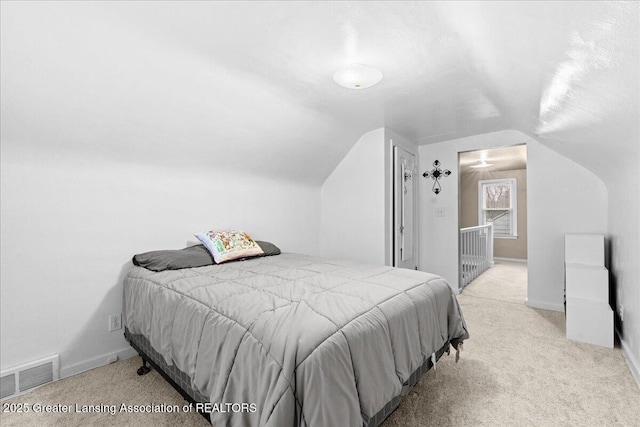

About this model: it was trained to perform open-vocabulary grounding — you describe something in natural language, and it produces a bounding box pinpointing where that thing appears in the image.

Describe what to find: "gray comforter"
[124,253,468,427]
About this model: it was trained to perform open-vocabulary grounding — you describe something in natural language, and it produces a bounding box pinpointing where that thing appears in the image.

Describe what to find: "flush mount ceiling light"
[333,64,383,89]
[470,160,494,169]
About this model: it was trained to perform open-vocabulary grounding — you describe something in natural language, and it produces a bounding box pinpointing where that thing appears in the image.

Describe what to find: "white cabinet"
[564,234,613,348]
[565,265,609,302]
[564,234,605,266]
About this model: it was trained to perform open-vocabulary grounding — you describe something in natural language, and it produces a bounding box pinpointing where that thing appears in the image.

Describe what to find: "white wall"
[321,128,386,264]
[0,154,320,376]
[418,130,608,310]
[526,141,608,310]
[320,127,417,266]
[605,156,640,383]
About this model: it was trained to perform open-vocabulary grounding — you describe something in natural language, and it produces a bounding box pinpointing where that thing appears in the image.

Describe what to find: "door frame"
[385,133,419,268]
[393,146,418,269]
[457,143,528,291]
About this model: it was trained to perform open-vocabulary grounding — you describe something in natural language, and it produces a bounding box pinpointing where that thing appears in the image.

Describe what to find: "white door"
[393,146,417,269]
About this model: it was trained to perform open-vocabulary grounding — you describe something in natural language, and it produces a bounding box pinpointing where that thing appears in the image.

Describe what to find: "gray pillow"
[132,241,280,272]
[254,241,281,257]
[132,244,214,271]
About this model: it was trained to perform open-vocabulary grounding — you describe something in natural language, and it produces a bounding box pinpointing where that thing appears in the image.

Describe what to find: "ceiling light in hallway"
[470,160,494,169]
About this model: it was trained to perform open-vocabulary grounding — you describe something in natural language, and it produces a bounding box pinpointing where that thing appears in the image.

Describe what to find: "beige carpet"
[2,261,639,426]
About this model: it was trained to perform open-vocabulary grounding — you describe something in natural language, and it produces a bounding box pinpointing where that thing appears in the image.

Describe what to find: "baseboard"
[526,298,564,312]
[618,331,640,389]
[493,257,527,264]
[60,346,138,379]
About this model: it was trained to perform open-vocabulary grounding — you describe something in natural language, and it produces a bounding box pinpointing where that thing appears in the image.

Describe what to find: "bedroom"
[1,1,638,426]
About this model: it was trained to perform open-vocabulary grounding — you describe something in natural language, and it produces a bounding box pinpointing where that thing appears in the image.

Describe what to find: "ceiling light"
[333,64,383,89]
[470,160,493,169]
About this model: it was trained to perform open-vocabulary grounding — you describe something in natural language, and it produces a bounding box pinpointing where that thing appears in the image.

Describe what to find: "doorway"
[458,145,528,294]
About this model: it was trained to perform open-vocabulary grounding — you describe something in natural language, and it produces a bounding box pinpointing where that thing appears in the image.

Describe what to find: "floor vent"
[0,355,59,401]
[0,374,15,399]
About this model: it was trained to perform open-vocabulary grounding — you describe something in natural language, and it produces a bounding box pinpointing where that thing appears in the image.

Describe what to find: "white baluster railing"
[459,223,494,289]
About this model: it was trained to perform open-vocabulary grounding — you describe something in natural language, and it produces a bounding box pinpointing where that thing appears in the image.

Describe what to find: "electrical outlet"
[619,304,624,322]
[109,314,122,332]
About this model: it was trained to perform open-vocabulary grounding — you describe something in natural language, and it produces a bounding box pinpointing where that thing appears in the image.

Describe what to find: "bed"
[123,247,468,427]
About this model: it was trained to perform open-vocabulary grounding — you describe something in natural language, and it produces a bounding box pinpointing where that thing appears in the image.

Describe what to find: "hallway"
[462,260,527,304]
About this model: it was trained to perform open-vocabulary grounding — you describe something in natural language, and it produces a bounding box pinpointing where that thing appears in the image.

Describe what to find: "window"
[478,178,517,238]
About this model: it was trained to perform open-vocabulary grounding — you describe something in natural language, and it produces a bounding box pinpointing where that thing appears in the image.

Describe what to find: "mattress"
[123,253,468,427]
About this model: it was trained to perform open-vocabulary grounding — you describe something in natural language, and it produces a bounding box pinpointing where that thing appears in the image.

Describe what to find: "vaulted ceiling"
[1,1,638,184]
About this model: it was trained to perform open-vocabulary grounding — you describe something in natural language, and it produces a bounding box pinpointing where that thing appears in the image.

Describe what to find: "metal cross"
[422,160,451,194]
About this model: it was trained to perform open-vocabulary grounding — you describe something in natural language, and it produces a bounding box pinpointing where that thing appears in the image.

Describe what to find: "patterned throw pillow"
[194,229,264,264]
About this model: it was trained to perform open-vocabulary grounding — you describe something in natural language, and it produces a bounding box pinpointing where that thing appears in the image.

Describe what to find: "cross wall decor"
[422,160,451,194]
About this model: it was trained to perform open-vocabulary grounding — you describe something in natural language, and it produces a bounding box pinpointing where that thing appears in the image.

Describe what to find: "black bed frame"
[125,329,211,422]
[125,327,451,426]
